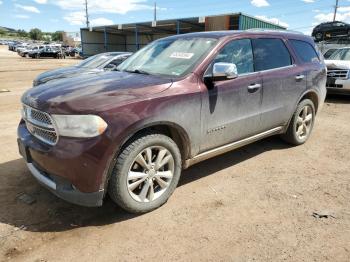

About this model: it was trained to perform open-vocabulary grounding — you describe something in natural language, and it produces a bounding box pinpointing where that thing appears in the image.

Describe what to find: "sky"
[0,0,350,34]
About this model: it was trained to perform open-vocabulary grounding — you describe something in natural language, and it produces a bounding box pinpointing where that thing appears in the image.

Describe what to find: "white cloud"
[15,4,40,13]
[64,11,114,27]
[63,11,85,26]
[33,0,47,4]
[314,11,350,23]
[0,1,3,5]
[15,14,30,19]
[251,0,270,7]
[90,18,114,26]
[313,2,350,23]
[255,15,289,28]
[302,0,315,3]
[338,6,350,13]
[55,0,155,14]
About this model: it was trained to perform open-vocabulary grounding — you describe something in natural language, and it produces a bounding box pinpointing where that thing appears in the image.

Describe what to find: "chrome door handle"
[295,74,305,81]
[247,83,262,91]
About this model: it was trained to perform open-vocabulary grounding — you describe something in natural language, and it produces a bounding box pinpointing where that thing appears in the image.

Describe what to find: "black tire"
[108,133,182,213]
[281,99,315,146]
[315,32,323,41]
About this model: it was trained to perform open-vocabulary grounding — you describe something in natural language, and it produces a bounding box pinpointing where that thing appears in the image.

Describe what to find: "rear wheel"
[281,99,315,145]
[108,133,182,213]
[315,32,323,41]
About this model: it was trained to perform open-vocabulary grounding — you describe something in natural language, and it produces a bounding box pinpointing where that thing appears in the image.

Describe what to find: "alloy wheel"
[127,146,174,203]
[296,105,313,140]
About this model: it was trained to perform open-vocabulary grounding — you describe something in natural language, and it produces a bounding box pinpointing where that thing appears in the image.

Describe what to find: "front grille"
[327,69,349,79]
[326,83,343,88]
[22,105,58,145]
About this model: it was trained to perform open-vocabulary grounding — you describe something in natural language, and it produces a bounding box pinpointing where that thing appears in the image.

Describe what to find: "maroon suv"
[18,31,327,213]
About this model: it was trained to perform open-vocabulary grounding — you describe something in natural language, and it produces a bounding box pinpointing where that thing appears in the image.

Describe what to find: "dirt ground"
[0,45,349,262]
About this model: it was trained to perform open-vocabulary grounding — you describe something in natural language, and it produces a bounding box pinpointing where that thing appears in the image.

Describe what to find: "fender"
[284,89,320,132]
[101,119,192,190]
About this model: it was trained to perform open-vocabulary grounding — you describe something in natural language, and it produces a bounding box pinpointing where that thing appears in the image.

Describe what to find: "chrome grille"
[22,105,58,145]
[327,69,349,79]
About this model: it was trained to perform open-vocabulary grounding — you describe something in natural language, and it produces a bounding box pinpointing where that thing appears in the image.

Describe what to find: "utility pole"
[85,0,90,28]
[333,0,339,21]
[154,2,157,22]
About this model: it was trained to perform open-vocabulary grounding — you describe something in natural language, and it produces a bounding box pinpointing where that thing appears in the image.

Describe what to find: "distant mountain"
[0,26,16,32]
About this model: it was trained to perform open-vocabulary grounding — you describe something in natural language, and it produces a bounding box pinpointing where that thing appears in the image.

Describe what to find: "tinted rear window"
[252,38,292,71]
[290,39,319,63]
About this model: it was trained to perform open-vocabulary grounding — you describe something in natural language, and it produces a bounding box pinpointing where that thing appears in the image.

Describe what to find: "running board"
[184,126,284,169]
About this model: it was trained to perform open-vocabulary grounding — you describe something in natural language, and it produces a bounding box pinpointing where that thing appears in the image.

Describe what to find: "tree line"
[0,28,63,41]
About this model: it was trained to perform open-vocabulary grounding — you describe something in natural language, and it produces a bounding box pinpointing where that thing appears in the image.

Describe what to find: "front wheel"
[281,99,315,145]
[108,133,182,213]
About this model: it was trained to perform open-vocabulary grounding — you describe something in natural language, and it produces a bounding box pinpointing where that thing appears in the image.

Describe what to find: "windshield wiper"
[124,69,150,75]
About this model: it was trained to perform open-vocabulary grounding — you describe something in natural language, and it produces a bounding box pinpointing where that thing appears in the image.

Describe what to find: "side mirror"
[212,62,238,81]
[104,64,117,71]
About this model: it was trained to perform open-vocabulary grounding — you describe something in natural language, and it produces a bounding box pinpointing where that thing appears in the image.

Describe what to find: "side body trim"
[184,126,284,169]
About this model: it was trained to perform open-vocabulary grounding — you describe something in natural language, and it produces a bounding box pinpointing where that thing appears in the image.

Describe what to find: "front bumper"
[17,122,108,207]
[25,161,104,207]
[326,78,350,94]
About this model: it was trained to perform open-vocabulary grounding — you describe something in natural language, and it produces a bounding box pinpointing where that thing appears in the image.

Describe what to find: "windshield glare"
[117,37,218,77]
[329,49,350,61]
[77,54,112,68]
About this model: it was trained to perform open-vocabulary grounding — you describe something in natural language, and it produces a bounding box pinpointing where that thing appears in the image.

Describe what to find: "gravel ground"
[0,45,349,262]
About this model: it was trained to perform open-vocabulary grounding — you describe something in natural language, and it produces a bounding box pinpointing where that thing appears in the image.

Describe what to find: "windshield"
[77,54,113,68]
[117,37,218,77]
[329,49,350,61]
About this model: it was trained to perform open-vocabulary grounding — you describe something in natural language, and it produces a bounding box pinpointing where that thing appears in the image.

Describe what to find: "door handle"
[295,74,305,81]
[247,83,261,92]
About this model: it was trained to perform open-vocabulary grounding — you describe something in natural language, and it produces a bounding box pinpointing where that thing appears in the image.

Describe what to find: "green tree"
[51,31,63,41]
[0,29,6,36]
[17,29,28,38]
[29,28,43,40]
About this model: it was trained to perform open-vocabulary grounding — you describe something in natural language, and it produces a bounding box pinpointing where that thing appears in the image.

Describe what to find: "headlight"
[52,115,108,138]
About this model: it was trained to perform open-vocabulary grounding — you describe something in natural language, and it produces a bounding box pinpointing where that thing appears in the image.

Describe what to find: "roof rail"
[245,28,304,35]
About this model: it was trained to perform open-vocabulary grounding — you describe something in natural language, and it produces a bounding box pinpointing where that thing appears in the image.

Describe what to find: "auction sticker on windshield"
[170,52,194,59]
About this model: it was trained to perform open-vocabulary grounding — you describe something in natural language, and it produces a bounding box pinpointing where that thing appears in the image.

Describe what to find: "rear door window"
[289,39,319,63]
[252,38,292,71]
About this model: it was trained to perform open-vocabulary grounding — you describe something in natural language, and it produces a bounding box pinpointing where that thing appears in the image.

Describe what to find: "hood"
[22,71,173,113]
[35,66,100,85]
[325,60,350,70]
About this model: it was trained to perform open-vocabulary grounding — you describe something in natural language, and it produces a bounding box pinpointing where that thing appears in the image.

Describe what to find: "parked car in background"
[33,52,132,86]
[16,43,30,54]
[28,46,64,59]
[8,41,21,51]
[325,47,350,94]
[63,47,78,57]
[323,48,339,59]
[18,31,326,213]
[312,21,350,42]
[18,45,44,57]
